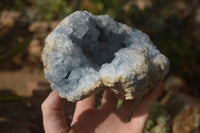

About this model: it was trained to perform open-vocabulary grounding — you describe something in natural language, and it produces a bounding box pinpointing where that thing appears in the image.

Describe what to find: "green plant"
[33,0,73,21]
[145,102,171,133]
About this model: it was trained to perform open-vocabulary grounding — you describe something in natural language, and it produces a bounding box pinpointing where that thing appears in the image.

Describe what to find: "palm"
[42,85,161,133]
[71,108,140,133]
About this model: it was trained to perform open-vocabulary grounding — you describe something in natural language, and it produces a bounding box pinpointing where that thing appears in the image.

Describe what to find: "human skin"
[41,83,162,133]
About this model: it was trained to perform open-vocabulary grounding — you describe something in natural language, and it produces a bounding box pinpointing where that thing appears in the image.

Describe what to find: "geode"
[42,11,169,102]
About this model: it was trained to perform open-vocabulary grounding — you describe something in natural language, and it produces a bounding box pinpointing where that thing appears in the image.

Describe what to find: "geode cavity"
[42,11,169,102]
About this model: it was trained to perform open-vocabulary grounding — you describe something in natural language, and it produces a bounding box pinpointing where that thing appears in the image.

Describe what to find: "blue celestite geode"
[42,11,169,102]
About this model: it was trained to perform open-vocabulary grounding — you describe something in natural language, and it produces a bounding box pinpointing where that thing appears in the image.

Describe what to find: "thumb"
[130,83,163,132]
[41,90,69,133]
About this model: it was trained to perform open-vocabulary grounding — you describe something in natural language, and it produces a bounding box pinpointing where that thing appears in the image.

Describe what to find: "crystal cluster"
[42,11,169,102]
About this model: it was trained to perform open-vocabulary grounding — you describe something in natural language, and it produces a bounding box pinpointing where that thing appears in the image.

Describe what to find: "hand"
[41,84,162,133]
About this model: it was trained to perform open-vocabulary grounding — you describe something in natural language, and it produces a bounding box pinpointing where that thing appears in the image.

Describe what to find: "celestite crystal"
[42,11,169,102]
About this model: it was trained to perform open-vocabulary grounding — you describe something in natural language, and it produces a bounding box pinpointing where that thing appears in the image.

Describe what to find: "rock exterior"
[42,11,169,102]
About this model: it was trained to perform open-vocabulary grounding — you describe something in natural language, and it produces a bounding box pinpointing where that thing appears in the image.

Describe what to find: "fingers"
[71,95,95,125]
[41,90,69,133]
[130,83,163,132]
[117,98,139,121]
[101,90,118,112]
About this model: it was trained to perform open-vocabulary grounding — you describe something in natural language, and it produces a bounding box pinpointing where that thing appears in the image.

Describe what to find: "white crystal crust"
[42,11,169,102]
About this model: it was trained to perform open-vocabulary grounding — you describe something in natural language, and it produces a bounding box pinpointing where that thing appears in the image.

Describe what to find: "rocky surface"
[42,11,169,102]
[161,92,200,133]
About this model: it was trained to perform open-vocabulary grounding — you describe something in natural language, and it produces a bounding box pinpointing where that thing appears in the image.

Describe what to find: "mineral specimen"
[42,11,169,102]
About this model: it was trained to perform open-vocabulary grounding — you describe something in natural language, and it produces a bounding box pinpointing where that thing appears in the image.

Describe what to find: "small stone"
[29,21,49,33]
[161,92,200,133]
[42,11,170,102]
[28,39,41,57]
[164,75,186,92]
[0,10,20,27]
